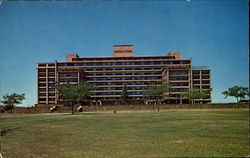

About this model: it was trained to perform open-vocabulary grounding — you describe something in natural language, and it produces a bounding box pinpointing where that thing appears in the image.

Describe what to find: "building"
[37,45,211,106]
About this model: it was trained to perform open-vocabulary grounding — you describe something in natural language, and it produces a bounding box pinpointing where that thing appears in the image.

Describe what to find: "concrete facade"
[37,45,211,106]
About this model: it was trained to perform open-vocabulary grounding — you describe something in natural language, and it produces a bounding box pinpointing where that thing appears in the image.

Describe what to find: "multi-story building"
[37,45,211,106]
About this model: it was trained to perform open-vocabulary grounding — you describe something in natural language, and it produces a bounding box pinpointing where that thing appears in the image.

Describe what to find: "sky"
[0,0,248,107]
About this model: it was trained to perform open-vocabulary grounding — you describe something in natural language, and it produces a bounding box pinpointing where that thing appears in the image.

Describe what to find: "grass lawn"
[0,109,249,158]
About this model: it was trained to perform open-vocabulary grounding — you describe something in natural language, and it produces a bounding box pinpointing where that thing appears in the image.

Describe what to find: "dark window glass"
[38,64,46,67]
[173,61,180,64]
[193,81,200,84]
[202,70,209,74]
[38,69,46,72]
[39,83,46,87]
[202,75,209,79]
[48,78,55,81]
[39,88,46,92]
[202,80,210,84]
[193,75,200,79]
[38,93,46,96]
[38,78,46,82]
[49,93,55,96]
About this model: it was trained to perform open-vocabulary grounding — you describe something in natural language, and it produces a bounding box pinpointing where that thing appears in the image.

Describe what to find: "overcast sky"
[0,0,248,106]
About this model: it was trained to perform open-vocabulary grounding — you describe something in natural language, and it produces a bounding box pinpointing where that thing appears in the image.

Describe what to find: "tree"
[183,88,211,104]
[1,93,25,113]
[120,85,129,105]
[183,88,200,104]
[56,82,94,114]
[221,86,249,108]
[198,88,212,104]
[144,80,171,105]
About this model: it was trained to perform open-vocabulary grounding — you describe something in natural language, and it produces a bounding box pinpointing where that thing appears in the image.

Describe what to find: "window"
[173,61,180,64]
[124,68,132,70]
[192,71,200,74]
[49,98,55,101]
[170,71,188,75]
[106,68,113,71]
[49,88,55,91]
[86,68,94,71]
[170,76,188,80]
[202,86,210,89]
[39,98,46,101]
[38,73,46,77]
[202,70,209,74]
[48,78,55,82]
[48,83,55,87]
[153,61,161,65]
[180,61,190,64]
[134,68,141,70]
[202,75,209,79]
[39,88,46,92]
[38,78,46,82]
[48,73,55,77]
[153,67,161,70]
[49,93,55,96]
[39,83,46,87]
[193,81,200,84]
[48,69,55,72]
[38,93,46,96]
[202,80,210,84]
[48,63,55,67]
[38,69,46,72]
[193,76,200,79]
[162,61,170,64]
[38,64,46,67]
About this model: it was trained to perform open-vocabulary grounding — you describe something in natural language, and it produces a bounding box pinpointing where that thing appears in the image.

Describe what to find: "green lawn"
[0,109,249,158]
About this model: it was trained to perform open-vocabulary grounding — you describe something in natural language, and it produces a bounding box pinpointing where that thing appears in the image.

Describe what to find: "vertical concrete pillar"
[46,67,49,104]
[54,61,57,104]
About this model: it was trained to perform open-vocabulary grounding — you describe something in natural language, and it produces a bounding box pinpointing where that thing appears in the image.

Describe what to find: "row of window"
[38,83,55,87]
[87,72,162,76]
[38,88,55,92]
[193,86,210,89]
[39,98,55,101]
[193,75,210,79]
[95,87,190,92]
[170,83,189,86]
[192,70,210,74]
[38,73,55,77]
[87,76,162,81]
[95,91,143,95]
[38,63,55,67]
[93,81,159,86]
[193,80,210,84]
[58,61,190,67]
[169,76,189,81]
[58,73,78,77]
[170,88,189,92]
[59,79,78,82]
[91,97,144,100]
[73,56,176,62]
[169,71,188,75]
[38,93,55,96]
[85,67,162,71]
[96,86,145,91]
[38,78,55,82]
[38,68,55,73]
